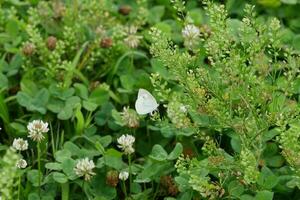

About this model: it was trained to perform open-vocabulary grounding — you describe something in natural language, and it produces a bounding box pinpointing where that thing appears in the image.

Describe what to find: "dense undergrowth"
[1,0,300,200]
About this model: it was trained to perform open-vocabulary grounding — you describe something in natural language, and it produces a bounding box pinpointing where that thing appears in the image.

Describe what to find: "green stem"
[128,154,132,195]
[122,180,128,198]
[61,182,69,200]
[17,175,21,200]
[37,142,41,197]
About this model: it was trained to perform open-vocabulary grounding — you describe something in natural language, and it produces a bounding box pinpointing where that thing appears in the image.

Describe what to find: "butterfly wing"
[135,89,159,115]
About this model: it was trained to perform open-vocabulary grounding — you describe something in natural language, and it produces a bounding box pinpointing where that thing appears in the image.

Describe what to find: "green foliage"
[0,0,300,199]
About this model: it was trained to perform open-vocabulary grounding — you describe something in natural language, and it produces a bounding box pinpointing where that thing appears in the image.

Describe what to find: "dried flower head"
[52,1,66,19]
[119,171,129,181]
[74,158,96,181]
[121,107,139,128]
[117,134,135,154]
[22,42,36,56]
[100,37,113,48]
[106,170,119,187]
[27,120,49,142]
[16,159,27,169]
[12,138,28,151]
[46,36,57,50]
[119,5,132,15]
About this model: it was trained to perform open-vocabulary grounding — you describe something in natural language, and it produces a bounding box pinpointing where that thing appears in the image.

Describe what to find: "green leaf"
[27,169,41,187]
[10,122,26,135]
[45,162,62,170]
[263,128,280,142]
[5,19,19,37]
[0,73,8,88]
[281,0,297,4]
[228,180,245,197]
[88,87,109,107]
[187,8,203,25]
[265,155,285,168]
[28,193,40,200]
[148,6,165,24]
[64,141,82,156]
[74,83,89,100]
[254,190,273,200]
[55,149,72,163]
[149,144,168,161]
[257,166,279,189]
[52,172,68,183]
[120,74,135,90]
[136,162,173,183]
[58,105,73,120]
[168,143,183,160]
[83,100,98,111]
[62,158,77,180]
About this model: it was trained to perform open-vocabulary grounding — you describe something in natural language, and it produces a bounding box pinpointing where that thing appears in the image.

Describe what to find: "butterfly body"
[135,89,159,115]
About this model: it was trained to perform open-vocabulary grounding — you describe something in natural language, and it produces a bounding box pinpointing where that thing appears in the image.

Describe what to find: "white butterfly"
[135,89,159,115]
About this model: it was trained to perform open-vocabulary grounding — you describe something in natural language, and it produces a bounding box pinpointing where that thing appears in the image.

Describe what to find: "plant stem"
[61,182,69,200]
[122,181,128,198]
[17,175,21,200]
[128,154,132,195]
[37,142,41,197]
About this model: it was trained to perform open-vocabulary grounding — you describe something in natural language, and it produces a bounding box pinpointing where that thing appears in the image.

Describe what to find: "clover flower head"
[119,171,129,181]
[124,25,143,48]
[16,159,27,169]
[27,120,49,142]
[117,134,135,154]
[74,158,96,181]
[12,138,28,151]
[182,24,200,40]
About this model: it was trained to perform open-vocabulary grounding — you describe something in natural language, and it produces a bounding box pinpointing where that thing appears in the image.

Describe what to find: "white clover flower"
[117,134,135,154]
[182,24,200,39]
[12,138,28,151]
[124,26,143,48]
[119,171,129,181]
[27,120,49,142]
[16,159,27,169]
[179,105,187,113]
[74,158,96,181]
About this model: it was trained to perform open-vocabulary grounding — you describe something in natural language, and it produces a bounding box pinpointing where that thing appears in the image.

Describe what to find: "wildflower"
[16,159,27,169]
[12,138,28,151]
[182,24,200,39]
[119,171,129,181]
[117,134,135,154]
[121,107,139,128]
[124,26,143,48]
[74,158,96,181]
[27,120,49,142]
[182,24,200,48]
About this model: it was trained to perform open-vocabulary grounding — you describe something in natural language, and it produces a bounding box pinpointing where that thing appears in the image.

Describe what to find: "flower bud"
[47,36,57,50]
